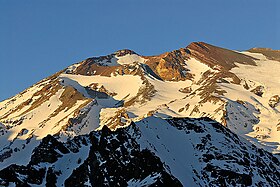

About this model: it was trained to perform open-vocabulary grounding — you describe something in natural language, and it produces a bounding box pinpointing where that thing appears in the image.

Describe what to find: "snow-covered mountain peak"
[114,49,138,57]
[0,42,280,186]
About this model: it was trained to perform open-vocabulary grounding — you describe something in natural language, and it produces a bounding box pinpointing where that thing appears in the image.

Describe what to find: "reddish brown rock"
[187,42,256,70]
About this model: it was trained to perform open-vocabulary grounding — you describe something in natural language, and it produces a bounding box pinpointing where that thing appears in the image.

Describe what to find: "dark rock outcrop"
[0,117,279,186]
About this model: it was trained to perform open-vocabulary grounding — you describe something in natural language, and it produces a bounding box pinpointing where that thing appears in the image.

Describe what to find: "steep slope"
[248,48,280,61]
[187,42,257,70]
[0,41,280,176]
[0,117,279,186]
[217,51,280,153]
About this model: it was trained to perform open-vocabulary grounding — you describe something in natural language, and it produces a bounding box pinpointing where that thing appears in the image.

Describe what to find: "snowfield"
[218,51,280,153]
[59,74,144,101]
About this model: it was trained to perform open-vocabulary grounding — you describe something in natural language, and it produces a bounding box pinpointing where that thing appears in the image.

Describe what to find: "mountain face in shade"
[0,117,279,186]
[0,42,280,186]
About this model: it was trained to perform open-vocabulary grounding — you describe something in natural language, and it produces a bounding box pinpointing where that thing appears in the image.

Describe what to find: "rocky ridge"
[0,117,279,186]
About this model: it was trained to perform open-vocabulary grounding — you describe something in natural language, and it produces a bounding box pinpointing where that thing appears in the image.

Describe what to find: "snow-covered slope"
[0,117,279,186]
[0,42,280,186]
[218,51,280,153]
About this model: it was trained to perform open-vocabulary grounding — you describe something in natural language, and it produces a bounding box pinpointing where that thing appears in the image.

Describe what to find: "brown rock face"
[269,95,280,108]
[73,58,120,76]
[69,49,140,77]
[68,42,260,84]
[187,42,257,70]
[248,48,280,62]
[73,48,194,81]
[251,86,265,97]
[144,48,192,81]
[115,49,137,57]
[277,124,280,131]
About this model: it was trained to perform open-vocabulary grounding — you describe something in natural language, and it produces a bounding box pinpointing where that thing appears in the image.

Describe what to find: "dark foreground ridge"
[0,117,279,186]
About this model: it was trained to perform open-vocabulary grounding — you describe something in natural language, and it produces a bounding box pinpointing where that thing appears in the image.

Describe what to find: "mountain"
[1,117,279,186]
[0,42,279,186]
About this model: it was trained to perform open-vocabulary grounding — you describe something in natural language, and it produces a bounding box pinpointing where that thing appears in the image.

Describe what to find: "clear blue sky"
[0,0,279,101]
